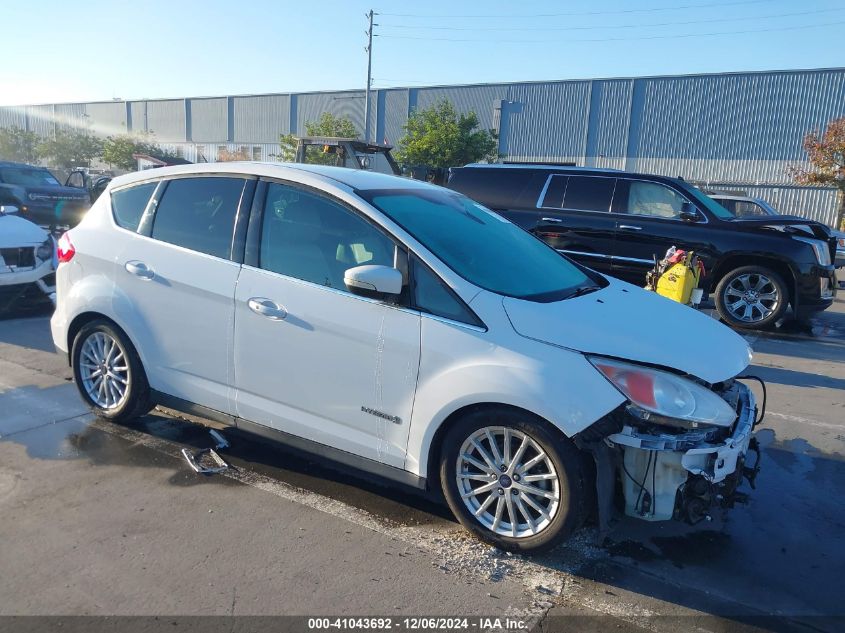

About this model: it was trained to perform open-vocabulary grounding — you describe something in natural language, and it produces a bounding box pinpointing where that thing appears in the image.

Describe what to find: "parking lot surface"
[1,300,844,632]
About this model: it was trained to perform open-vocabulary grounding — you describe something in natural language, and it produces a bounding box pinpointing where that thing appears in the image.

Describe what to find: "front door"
[533,174,618,276]
[610,179,712,284]
[233,181,421,468]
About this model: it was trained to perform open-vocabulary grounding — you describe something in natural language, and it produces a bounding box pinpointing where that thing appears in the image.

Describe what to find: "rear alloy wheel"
[440,408,586,553]
[715,265,788,330]
[72,320,151,422]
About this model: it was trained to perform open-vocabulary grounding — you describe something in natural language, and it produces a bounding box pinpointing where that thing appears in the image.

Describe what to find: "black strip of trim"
[230,179,256,264]
[149,390,427,490]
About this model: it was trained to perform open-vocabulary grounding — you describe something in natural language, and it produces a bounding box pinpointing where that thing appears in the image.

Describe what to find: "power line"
[378,0,776,19]
[377,7,839,32]
[375,19,845,44]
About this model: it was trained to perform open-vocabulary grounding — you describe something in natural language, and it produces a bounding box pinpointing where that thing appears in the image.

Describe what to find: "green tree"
[102,132,165,170]
[38,128,103,169]
[0,126,42,164]
[395,99,498,169]
[275,112,359,163]
[790,116,845,230]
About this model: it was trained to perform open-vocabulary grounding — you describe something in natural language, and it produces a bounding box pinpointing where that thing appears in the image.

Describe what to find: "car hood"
[0,214,49,248]
[502,277,751,384]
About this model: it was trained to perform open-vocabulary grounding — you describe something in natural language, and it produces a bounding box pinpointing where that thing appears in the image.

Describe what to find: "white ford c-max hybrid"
[51,163,760,553]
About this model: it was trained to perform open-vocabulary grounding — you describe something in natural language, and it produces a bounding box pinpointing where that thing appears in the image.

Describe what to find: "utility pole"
[364,9,375,143]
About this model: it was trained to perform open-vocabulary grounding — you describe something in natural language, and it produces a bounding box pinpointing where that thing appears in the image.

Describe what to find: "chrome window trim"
[558,249,609,260]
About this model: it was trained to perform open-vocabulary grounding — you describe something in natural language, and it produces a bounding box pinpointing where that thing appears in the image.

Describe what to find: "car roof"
[0,160,43,169]
[108,161,431,192]
[461,163,623,174]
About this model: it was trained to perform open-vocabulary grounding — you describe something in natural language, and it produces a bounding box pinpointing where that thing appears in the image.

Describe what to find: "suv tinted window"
[0,167,61,186]
[151,177,245,259]
[260,182,395,290]
[412,257,482,326]
[111,182,157,231]
[562,176,615,212]
[614,180,687,219]
[447,168,540,209]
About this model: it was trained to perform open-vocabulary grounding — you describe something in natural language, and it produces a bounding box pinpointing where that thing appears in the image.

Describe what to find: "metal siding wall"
[0,107,26,130]
[505,82,591,163]
[415,84,508,131]
[296,91,366,136]
[634,70,845,183]
[382,89,408,146]
[190,98,228,142]
[25,105,55,136]
[145,100,185,141]
[129,102,147,133]
[85,102,128,136]
[591,79,632,170]
[53,103,86,133]
[233,94,290,142]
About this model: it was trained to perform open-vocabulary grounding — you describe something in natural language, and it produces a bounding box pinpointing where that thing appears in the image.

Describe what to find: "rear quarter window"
[110,182,157,231]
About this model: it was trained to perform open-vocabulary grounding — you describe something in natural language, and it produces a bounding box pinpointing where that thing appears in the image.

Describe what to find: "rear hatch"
[24,185,90,210]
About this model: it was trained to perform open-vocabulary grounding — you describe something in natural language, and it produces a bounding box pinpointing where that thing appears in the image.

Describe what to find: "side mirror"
[0,205,20,215]
[344,264,403,299]
[680,202,700,222]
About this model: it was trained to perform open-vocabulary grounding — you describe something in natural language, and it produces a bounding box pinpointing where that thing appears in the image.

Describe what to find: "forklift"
[292,136,401,176]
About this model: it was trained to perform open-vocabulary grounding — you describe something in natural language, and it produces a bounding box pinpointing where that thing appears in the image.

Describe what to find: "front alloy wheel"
[440,408,587,553]
[715,265,788,330]
[457,427,560,538]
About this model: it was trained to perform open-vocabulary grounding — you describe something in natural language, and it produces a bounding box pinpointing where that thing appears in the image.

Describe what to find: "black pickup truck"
[447,164,837,329]
[0,161,91,228]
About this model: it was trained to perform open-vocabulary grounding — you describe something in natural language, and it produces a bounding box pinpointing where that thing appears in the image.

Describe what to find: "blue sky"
[1,0,843,106]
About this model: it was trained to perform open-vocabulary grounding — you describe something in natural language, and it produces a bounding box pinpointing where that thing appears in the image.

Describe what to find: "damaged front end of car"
[575,358,763,530]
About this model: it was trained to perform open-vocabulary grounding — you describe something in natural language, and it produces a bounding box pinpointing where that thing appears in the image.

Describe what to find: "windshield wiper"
[562,285,600,300]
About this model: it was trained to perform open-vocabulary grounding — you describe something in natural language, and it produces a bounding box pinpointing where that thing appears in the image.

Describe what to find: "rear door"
[533,174,617,275]
[115,175,253,414]
[610,178,711,283]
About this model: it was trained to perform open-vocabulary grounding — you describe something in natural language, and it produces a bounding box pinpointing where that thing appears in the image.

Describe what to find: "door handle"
[125,260,155,280]
[248,297,288,321]
[540,217,563,223]
[618,224,643,231]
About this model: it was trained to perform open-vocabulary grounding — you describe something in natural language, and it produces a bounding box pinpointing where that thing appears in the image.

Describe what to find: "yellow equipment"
[646,248,704,306]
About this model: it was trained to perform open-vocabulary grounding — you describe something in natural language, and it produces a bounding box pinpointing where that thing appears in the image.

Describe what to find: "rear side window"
[447,168,540,209]
[111,182,157,231]
[151,177,245,259]
[562,176,616,212]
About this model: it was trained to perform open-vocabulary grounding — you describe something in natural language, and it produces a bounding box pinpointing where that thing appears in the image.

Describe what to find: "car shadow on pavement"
[748,363,845,390]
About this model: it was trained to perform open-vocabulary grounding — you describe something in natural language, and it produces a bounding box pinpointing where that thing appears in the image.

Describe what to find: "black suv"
[447,165,837,329]
[0,161,91,228]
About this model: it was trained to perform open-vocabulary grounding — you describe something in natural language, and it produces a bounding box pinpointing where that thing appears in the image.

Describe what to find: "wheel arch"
[67,311,145,369]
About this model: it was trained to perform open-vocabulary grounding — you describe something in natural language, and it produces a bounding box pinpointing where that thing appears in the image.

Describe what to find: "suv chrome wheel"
[723,272,780,323]
[456,426,560,538]
[78,331,130,410]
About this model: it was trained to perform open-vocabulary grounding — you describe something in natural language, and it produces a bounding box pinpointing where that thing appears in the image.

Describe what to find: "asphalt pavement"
[1,299,844,633]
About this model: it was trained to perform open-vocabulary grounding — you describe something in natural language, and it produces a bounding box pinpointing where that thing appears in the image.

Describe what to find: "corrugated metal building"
[2,67,844,225]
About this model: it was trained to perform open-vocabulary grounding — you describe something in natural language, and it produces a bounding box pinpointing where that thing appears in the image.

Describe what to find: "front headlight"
[36,238,53,262]
[587,356,736,428]
[793,236,832,266]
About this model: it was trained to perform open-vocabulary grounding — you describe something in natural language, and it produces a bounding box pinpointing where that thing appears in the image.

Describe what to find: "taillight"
[57,232,75,264]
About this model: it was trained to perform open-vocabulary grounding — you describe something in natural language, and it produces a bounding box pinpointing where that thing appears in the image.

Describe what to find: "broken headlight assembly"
[587,356,736,430]
[36,238,54,262]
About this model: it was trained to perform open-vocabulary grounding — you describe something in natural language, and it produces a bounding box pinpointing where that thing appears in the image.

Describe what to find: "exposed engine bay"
[577,377,763,527]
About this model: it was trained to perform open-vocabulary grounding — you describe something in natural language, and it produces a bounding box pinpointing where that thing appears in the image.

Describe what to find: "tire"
[439,407,588,554]
[71,319,152,422]
[715,265,788,330]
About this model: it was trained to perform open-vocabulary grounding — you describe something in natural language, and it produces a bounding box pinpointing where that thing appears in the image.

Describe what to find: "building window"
[252,146,262,161]
[217,145,227,161]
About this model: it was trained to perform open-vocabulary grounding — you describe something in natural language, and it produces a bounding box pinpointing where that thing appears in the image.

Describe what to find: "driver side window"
[259,183,396,291]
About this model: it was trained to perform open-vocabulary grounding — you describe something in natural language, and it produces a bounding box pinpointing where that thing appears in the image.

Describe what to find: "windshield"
[0,168,61,187]
[683,185,734,220]
[361,188,600,302]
